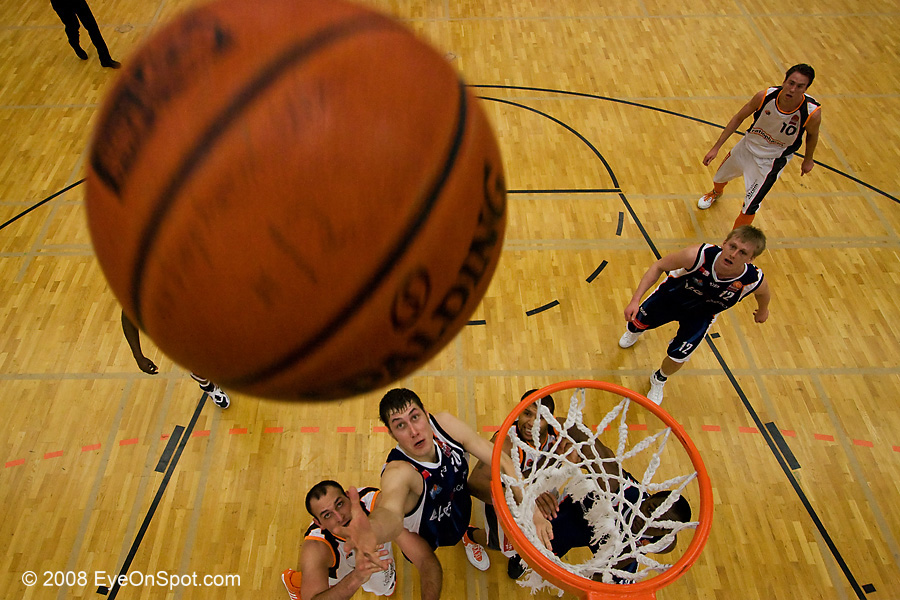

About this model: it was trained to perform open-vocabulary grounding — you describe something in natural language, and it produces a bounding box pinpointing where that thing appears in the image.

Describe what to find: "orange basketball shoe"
[281,568,301,600]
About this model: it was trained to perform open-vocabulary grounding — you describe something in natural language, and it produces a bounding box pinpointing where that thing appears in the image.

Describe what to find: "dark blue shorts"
[630,293,715,362]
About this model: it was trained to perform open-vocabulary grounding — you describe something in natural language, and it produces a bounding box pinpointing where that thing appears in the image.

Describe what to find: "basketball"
[84,0,506,400]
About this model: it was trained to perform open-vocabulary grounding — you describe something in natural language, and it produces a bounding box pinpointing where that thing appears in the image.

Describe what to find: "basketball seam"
[230,80,469,388]
[129,12,401,327]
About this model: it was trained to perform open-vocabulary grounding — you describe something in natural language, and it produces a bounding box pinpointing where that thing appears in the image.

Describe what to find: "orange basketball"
[85,0,506,400]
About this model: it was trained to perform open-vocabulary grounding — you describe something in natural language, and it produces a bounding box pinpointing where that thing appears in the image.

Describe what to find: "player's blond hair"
[725,225,766,258]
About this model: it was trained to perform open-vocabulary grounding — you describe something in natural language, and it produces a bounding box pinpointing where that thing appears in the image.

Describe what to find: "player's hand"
[535,491,559,520]
[624,300,640,322]
[702,148,719,166]
[135,356,158,374]
[754,307,769,323]
[354,545,393,578]
[801,157,815,175]
[533,511,554,549]
[335,488,392,571]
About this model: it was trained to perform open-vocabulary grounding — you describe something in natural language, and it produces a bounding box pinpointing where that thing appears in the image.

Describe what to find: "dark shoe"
[73,46,88,60]
[507,555,526,579]
[100,59,121,69]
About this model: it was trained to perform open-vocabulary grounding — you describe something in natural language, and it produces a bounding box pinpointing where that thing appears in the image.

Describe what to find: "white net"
[500,388,700,593]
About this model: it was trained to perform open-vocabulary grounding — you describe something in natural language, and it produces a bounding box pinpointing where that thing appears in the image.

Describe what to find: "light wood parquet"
[1,0,898,598]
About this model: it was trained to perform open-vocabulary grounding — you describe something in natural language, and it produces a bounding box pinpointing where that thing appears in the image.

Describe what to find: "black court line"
[154,425,184,473]
[616,212,624,236]
[765,422,801,470]
[0,179,84,232]
[98,394,207,598]
[508,188,621,194]
[706,337,865,598]
[477,84,900,206]
[586,260,608,283]
[467,319,487,326]
[526,300,559,316]
[477,93,868,598]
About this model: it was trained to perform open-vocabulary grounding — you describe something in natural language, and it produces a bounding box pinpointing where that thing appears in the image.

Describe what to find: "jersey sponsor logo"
[727,281,744,292]
[429,483,443,499]
[790,114,800,124]
[429,504,453,522]
[749,126,787,147]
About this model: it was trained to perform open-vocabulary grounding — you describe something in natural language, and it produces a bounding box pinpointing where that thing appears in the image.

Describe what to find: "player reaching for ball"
[336,388,521,575]
[121,310,231,408]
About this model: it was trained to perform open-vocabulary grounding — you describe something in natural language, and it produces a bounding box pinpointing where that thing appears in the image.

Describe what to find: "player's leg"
[699,143,745,209]
[71,0,119,67]
[462,525,490,571]
[619,291,677,348]
[190,373,231,408]
[733,154,790,228]
[648,315,714,404]
[50,0,87,59]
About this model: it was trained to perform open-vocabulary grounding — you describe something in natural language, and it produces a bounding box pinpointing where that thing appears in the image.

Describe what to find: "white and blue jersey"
[631,244,764,361]
[384,415,471,549]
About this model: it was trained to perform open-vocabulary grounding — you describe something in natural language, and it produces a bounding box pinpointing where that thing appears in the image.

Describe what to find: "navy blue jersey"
[645,244,763,317]
[384,415,471,549]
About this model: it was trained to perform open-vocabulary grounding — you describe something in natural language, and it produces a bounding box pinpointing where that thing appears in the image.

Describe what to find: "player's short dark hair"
[648,490,692,523]
[521,388,555,414]
[726,225,767,258]
[785,63,815,87]
[379,388,426,427]
[305,480,346,516]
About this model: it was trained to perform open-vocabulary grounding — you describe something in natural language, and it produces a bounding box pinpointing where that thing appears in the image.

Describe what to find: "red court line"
[160,434,170,440]
[82,444,101,452]
[5,459,25,468]
[119,438,138,446]
[893,446,900,453]
[192,430,211,437]
[702,425,721,432]
[265,427,284,434]
[814,434,835,442]
[229,428,248,435]
[852,439,874,448]
[373,426,388,433]
[44,450,63,459]
[336,427,356,433]
[482,426,500,432]
[628,424,648,431]
[300,427,319,433]
[738,427,759,434]
[781,430,797,437]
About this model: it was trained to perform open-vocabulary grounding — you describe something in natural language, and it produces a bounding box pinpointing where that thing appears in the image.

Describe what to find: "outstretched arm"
[335,468,414,567]
[624,245,702,322]
[121,310,158,374]
[703,90,765,166]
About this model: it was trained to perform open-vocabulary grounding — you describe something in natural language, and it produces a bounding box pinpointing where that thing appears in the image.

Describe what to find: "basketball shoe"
[507,555,527,579]
[463,530,490,571]
[618,329,643,348]
[697,190,721,209]
[191,373,231,409]
[647,371,666,405]
[280,569,301,600]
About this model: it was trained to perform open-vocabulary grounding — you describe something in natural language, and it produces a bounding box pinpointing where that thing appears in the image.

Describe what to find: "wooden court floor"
[1,0,898,598]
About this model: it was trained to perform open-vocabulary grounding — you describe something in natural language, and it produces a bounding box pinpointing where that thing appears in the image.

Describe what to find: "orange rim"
[489,380,713,600]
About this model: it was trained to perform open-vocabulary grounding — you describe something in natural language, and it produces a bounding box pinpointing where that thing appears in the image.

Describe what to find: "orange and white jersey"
[744,86,821,159]
[303,487,396,596]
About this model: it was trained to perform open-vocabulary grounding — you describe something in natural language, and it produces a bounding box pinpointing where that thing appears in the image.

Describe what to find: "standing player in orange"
[697,64,821,229]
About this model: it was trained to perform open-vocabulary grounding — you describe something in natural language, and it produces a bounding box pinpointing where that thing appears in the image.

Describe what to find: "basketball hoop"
[489,381,713,599]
